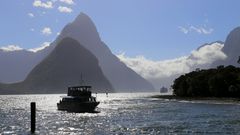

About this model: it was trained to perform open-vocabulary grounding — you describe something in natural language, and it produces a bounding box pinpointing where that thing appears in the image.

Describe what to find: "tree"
[172,65,240,98]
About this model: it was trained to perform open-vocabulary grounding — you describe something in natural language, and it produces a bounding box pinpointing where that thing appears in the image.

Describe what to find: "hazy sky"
[0,0,240,60]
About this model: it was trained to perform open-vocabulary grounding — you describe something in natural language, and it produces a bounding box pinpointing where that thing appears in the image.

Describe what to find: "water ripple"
[1,93,240,134]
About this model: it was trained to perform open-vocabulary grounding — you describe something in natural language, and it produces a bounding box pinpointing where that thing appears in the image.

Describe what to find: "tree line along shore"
[154,65,240,100]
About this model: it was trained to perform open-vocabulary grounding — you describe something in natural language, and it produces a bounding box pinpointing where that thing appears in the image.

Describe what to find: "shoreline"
[151,95,240,103]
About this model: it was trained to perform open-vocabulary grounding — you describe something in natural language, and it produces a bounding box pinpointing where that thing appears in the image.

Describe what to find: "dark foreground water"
[1,93,240,134]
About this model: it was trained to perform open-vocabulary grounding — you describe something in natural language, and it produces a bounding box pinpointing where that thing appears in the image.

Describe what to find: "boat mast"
[80,73,85,86]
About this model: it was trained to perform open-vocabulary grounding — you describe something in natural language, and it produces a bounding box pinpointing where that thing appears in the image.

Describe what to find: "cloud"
[42,11,46,15]
[28,13,35,18]
[0,42,50,53]
[178,26,189,34]
[28,42,50,52]
[0,45,23,52]
[33,0,53,9]
[189,42,226,65]
[118,54,188,80]
[117,42,226,88]
[179,25,214,35]
[200,27,214,34]
[59,0,74,5]
[41,27,52,35]
[58,6,73,13]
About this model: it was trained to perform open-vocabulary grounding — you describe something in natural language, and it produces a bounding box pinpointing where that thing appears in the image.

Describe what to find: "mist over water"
[1,93,240,134]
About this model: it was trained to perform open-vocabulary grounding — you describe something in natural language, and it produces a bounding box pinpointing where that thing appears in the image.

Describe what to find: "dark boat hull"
[57,101,100,113]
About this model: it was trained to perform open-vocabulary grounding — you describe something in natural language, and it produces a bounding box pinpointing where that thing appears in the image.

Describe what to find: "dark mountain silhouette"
[0,38,113,94]
[55,13,154,91]
[0,12,154,92]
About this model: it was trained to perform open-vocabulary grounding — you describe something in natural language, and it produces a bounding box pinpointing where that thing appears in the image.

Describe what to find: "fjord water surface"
[1,93,240,134]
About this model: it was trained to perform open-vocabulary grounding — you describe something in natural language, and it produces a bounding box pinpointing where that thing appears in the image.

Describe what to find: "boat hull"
[57,101,100,113]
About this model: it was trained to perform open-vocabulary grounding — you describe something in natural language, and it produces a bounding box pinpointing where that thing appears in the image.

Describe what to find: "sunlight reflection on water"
[1,93,240,134]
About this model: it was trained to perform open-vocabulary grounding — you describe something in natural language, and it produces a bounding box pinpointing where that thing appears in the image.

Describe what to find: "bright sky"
[0,0,240,60]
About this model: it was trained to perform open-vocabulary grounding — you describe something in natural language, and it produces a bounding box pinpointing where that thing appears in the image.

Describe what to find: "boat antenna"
[80,73,85,85]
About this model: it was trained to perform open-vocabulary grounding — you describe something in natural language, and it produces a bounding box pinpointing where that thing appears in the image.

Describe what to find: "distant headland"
[172,65,240,98]
[154,65,240,100]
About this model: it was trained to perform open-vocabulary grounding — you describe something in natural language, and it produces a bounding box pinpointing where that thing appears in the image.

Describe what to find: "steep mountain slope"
[0,50,39,83]
[56,13,154,91]
[0,38,113,94]
[0,12,154,92]
[222,27,240,66]
[211,27,240,67]
[0,44,54,83]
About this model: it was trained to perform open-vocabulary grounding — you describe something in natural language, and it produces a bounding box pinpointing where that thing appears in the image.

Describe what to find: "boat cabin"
[67,86,92,97]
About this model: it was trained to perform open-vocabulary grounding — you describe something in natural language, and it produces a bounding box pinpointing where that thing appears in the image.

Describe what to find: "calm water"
[1,93,240,134]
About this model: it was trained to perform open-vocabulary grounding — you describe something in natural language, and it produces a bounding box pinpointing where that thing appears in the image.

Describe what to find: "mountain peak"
[211,26,240,67]
[60,12,100,44]
[229,27,240,34]
[75,12,92,22]
[0,12,154,93]
[222,26,240,56]
[22,37,114,93]
[57,12,154,91]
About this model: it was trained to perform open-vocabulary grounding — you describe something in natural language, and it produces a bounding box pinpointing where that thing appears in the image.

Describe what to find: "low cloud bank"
[0,45,23,52]
[28,42,50,52]
[117,42,227,89]
[0,42,227,90]
[0,42,50,53]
